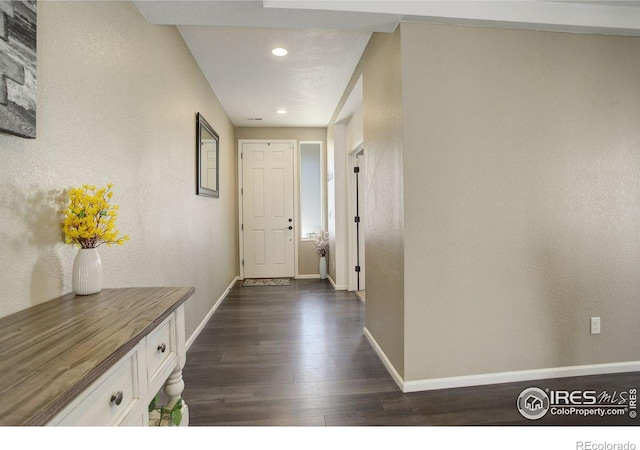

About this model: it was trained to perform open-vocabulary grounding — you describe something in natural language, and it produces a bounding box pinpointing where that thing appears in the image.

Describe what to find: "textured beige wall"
[236,127,326,142]
[361,30,405,376]
[401,23,640,380]
[0,1,238,341]
[345,103,364,152]
[235,127,326,276]
[327,29,405,374]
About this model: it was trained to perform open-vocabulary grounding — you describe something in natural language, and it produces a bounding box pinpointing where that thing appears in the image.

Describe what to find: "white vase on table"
[72,248,103,295]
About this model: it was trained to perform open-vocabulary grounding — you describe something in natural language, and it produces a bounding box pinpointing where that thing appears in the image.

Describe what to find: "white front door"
[241,141,295,278]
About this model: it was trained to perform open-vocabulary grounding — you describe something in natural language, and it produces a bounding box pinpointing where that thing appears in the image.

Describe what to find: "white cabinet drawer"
[52,350,139,426]
[145,314,176,394]
[120,409,146,426]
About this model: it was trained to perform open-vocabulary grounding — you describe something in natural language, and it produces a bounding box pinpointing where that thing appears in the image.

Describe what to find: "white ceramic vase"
[319,255,327,280]
[72,248,103,295]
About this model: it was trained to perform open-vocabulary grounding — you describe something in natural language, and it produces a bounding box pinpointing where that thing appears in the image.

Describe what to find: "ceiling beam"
[264,1,640,35]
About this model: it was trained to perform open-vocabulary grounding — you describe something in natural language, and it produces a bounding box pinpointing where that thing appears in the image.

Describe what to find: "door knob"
[288,226,293,230]
[288,218,293,222]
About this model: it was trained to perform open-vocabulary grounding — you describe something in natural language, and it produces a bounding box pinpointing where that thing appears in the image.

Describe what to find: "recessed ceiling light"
[276,109,287,114]
[271,48,288,57]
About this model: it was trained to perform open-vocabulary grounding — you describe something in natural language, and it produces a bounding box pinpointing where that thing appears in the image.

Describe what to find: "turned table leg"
[163,365,189,426]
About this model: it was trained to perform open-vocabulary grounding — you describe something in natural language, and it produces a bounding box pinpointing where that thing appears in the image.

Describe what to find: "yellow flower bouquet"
[62,183,130,249]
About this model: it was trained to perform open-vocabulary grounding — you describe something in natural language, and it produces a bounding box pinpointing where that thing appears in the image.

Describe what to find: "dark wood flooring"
[182,279,639,426]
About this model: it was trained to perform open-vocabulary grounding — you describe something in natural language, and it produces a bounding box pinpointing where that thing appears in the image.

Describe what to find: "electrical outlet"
[590,317,601,335]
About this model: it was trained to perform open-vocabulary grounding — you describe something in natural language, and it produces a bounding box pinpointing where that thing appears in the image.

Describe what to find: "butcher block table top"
[0,286,194,426]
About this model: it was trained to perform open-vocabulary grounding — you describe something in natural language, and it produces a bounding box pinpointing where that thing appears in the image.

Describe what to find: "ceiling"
[133,1,640,128]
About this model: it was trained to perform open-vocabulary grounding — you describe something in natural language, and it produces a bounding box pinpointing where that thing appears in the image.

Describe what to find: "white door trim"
[347,139,364,292]
[238,139,298,280]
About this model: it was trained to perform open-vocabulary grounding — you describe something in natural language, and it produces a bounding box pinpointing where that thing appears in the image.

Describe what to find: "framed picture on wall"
[196,112,219,198]
[0,0,37,139]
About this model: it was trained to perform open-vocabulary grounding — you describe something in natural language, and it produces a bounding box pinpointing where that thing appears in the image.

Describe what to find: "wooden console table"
[0,286,194,426]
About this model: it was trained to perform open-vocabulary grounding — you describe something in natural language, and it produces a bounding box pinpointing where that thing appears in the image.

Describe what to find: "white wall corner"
[328,274,348,291]
[363,327,405,391]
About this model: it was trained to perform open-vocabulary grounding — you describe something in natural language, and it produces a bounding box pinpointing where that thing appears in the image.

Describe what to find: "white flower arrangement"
[313,230,329,257]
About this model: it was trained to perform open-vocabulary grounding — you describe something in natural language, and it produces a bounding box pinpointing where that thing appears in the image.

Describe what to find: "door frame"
[347,139,364,292]
[238,139,299,280]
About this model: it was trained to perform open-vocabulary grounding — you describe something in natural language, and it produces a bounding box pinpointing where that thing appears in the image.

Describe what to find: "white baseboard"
[186,276,238,350]
[402,361,640,392]
[327,274,348,290]
[295,274,321,279]
[363,327,404,391]
[363,326,640,393]
[403,360,640,393]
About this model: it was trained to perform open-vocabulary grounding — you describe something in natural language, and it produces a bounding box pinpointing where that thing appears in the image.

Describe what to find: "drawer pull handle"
[110,391,123,406]
[157,343,167,353]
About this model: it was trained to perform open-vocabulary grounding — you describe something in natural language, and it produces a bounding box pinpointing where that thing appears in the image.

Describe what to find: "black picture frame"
[196,112,219,198]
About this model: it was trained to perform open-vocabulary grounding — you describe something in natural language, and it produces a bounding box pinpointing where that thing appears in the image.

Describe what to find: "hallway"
[182,279,639,426]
